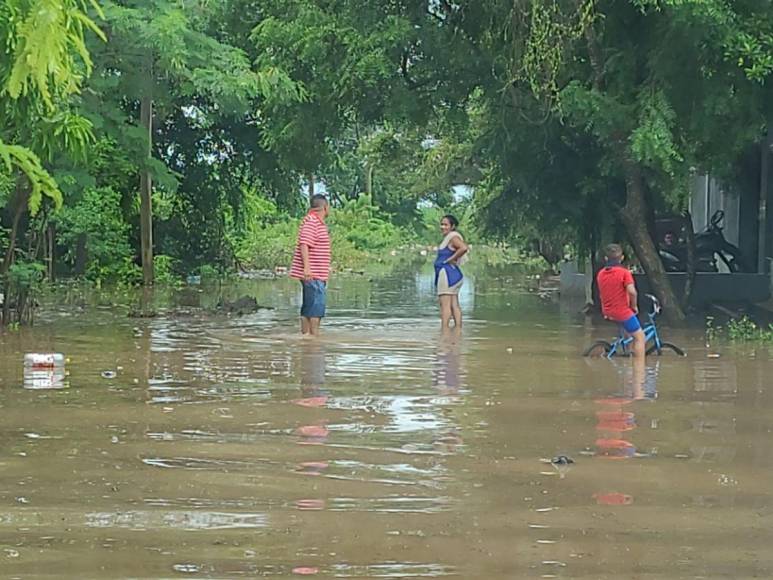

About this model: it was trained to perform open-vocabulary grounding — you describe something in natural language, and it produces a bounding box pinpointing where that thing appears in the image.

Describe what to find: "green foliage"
[249,0,431,171]
[3,260,46,324]
[229,219,298,272]
[6,260,45,290]
[153,254,177,285]
[0,142,62,213]
[329,196,402,252]
[1,0,104,211]
[7,0,773,324]
[224,189,407,271]
[705,315,773,343]
[55,186,132,282]
[6,0,105,108]
[629,89,683,176]
[726,316,773,342]
[224,188,293,271]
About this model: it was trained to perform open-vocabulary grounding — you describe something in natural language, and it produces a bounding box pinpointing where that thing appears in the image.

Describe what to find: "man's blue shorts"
[301,280,327,319]
[620,314,642,333]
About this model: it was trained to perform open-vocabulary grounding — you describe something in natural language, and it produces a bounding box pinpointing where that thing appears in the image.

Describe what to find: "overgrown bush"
[2,261,45,325]
[707,315,773,343]
[329,195,403,252]
[153,254,179,285]
[226,190,407,271]
[55,186,134,283]
[726,316,773,342]
[224,190,296,270]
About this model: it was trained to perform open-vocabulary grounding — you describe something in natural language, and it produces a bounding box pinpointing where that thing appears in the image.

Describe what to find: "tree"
[1,0,104,324]
[82,0,301,284]
[483,0,773,320]
[249,0,454,188]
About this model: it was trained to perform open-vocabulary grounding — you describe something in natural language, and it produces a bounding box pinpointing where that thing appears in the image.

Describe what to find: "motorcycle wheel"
[646,342,686,357]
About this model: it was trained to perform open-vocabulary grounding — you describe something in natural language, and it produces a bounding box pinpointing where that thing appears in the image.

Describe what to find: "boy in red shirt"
[596,244,645,359]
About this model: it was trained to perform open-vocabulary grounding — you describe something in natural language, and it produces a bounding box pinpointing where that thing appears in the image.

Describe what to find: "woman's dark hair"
[441,214,459,229]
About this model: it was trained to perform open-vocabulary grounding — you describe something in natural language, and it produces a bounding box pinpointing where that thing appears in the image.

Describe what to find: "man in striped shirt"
[290,194,331,335]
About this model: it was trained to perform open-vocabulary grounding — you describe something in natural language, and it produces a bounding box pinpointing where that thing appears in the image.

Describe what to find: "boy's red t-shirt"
[596,265,636,321]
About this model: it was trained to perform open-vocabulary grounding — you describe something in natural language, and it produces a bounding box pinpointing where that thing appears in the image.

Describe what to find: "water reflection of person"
[593,360,660,504]
[294,340,329,448]
[294,339,327,406]
[629,356,659,401]
[433,328,462,394]
[432,328,464,453]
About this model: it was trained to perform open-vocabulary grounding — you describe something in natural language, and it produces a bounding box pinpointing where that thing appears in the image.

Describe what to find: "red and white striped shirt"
[290,212,331,281]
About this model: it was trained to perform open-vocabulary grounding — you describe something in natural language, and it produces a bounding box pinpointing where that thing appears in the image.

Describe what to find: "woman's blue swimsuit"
[434,246,463,288]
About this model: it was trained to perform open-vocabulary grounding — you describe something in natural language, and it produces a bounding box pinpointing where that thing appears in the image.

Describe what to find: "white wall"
[690,174,740,245]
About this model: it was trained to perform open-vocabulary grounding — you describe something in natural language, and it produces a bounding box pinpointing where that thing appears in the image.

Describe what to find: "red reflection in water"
[296,461,329,476]
[292,396,328,408]
[292,566,320,575]
[594,397,633,406]
[296,424,329,445]
[295,499,326,510]
[593,492,634,505]
[595,437,636,459]
[596,410,636,432]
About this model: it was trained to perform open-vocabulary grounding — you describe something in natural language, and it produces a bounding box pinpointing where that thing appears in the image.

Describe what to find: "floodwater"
[1,267,772,578]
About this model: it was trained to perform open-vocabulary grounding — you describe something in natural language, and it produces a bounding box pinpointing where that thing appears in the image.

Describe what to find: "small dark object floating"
[551,455,574,465]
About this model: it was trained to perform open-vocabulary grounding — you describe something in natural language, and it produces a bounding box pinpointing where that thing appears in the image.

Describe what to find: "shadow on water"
[0,268,772,577]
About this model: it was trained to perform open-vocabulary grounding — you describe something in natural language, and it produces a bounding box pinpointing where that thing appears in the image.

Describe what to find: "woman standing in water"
[434,215,468,328]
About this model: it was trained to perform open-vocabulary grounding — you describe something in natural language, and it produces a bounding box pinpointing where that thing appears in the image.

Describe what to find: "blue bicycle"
[583,294,686,358]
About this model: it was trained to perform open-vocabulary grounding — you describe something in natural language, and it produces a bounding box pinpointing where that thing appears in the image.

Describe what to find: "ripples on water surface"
[1,272,773,578]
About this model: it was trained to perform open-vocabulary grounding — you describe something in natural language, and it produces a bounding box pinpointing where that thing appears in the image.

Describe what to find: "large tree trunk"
[140,94,154,286]
[1,185,28,277]
[307,173,315,201]
[46,223,55,282]
[619,157,686,324]
[1,183,29,326]
[74,233,88,276]
[364,163,373,198]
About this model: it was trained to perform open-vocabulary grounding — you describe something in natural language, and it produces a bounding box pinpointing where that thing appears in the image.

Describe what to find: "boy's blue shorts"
[620,315,642,333]
[301,280,327,318]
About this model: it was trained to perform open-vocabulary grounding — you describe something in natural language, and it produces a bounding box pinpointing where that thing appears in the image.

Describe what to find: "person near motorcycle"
[658,211,746,273]
[596,244,646,360]
[659,230,687,269]
[662,231,677,248]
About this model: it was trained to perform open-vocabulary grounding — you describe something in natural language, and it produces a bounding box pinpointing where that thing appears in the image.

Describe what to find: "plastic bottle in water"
[23,353,66,369]
[23,368,67,390]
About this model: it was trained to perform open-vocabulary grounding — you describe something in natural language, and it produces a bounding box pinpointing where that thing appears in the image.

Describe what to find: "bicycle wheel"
[584,340,613,357]
[646,342,686,357]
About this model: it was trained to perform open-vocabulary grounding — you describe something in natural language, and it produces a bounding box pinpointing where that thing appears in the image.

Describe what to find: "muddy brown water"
[1,270,772,578]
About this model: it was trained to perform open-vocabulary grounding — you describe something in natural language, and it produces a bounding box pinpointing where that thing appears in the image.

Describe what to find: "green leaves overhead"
[5,0,105,109]
[1,0,104,213]
[0,140,62,212]
[629,89,682,174]
[99,0,282,111]
[250,0,422,168]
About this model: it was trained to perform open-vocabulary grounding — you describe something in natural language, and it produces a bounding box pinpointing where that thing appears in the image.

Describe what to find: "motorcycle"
[658,210,748,273]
